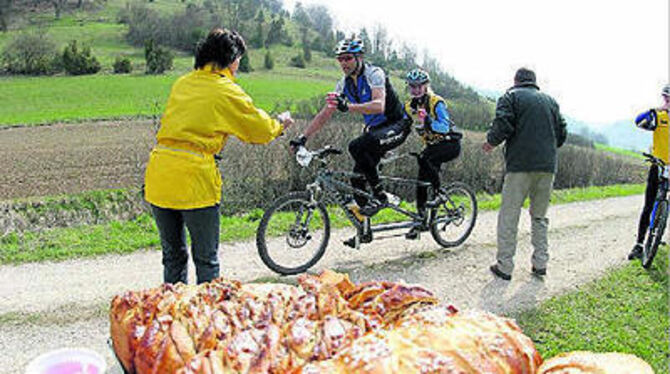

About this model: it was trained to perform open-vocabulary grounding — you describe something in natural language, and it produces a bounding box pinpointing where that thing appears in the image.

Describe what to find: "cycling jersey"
[335,63,403,127]
[652,110,669,163]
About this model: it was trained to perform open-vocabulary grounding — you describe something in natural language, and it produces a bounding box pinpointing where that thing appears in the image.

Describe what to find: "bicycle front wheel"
[430,182,478,247]
[643,200,667,269]
[256,192,330,275]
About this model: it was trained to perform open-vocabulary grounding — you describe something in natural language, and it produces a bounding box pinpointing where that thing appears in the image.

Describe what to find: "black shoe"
[359,196,388,217]
[531,266,547,276]
[405,227,420,240]
[627,244,643,260]
[490,264,511,281]
[405,220,429,240]
[343,230,372,248]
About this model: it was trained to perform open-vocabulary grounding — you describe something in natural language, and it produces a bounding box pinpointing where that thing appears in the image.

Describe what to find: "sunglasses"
[408,83,425,89]
[336,55,355,62]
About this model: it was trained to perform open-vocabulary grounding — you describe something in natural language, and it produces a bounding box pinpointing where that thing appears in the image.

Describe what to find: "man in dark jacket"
[483,68,567,280]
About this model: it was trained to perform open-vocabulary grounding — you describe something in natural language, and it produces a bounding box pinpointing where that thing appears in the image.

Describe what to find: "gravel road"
[0,194,643,373]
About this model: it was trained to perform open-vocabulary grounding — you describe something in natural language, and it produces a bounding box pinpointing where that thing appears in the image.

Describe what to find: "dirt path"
[0,194,642,373]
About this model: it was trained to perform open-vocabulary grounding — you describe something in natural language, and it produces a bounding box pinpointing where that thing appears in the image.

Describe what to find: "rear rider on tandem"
[403,68,463,240]
[290,38,409,248]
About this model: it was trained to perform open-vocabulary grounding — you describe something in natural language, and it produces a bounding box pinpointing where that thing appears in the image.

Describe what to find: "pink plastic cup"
[25,348,106,374]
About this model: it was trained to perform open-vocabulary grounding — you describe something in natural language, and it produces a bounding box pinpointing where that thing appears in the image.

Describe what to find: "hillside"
[599,119,651,152]
[0,0,494,128]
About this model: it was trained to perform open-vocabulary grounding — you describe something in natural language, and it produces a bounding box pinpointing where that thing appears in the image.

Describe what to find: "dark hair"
[194,28,246,70]
[514,67,536,84]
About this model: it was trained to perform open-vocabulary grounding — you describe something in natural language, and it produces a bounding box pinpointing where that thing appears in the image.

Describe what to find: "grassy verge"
[0,183,644,265]
[476,183,645,211]
[514,247,668,373]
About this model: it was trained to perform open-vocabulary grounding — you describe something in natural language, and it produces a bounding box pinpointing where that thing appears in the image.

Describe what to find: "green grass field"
[595,142,645,160]
[516,247,668,373]
[0,70,333,126]
[0,3,346,127]
[0,183,645,265]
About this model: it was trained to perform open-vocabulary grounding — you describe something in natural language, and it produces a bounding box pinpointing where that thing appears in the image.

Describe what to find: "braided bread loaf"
[299,307,542,374]
[110,270,438,373]
[537,351,654,373]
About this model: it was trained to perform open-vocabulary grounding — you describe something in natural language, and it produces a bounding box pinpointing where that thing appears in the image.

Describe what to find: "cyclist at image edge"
[290,38,409,247]
[403,68,462,239]
[629,83,670,260]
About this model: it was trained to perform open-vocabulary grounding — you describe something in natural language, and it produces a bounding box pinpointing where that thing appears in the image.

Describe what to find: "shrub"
[1,31,60,75]
[144,39,173,74]
[289,53,305,68]
[239,53,252,73]
[216,122,645,213]
[566,132,594,148]
[113,56,132,74]
[61,40,101,75]
[264,50,274,70]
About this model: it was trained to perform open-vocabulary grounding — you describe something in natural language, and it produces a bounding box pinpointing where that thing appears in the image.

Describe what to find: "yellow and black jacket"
[144,64,284,210]
[652,109,669,163]
[404,91,458,145]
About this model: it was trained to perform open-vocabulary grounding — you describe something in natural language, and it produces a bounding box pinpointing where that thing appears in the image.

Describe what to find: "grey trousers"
[496,172,554,274]
[151,204,220,284]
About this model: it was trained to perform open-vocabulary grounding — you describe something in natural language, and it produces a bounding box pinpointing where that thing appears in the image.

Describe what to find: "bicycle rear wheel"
[256,192,330,275]
[430,182,477,247]
[642,200,667,269]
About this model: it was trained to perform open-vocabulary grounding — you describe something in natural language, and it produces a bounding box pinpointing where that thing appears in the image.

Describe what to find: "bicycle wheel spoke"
[430,183,477,247]
[257,193,330,275]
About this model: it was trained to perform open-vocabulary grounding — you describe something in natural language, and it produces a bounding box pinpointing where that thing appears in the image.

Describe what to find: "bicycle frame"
[305,157,435,237]
[649,164,669,229]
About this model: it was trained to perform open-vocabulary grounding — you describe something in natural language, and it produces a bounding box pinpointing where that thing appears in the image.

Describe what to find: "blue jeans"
[150,204,220,284]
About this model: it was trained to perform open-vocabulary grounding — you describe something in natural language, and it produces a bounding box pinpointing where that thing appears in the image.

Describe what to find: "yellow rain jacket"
[144,64,284,210]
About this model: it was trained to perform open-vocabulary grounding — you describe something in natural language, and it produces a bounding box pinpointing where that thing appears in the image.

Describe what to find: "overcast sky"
[284,0,669,127]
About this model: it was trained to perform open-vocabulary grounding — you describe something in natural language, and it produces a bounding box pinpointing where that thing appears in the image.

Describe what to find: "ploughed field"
[0,121,155,200]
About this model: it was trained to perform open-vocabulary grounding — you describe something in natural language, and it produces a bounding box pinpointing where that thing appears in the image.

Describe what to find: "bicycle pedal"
[405,230,420,240]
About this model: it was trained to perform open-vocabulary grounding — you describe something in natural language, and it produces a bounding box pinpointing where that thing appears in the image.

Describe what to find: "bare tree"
[372,24,391,59]
[305,4,332,39]
[0,0,13,31]
[51,0,67,19]
[399,42,417,69]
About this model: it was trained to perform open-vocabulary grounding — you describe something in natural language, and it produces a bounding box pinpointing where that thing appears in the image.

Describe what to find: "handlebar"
[295,145,342,167]
[643,152,666,167]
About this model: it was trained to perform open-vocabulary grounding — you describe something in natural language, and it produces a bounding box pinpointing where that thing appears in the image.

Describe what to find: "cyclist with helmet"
[291,38,409,247]
[403,68,462,239]
[629,83,670,260]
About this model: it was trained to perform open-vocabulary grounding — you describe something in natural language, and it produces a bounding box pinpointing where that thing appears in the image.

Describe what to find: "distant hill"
[598,120,651,152]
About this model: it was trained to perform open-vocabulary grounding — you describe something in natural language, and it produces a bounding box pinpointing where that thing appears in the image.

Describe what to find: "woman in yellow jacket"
[144,28,293,284]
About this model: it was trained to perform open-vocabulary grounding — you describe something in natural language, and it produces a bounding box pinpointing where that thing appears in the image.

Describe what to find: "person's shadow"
[477,276,547,314]
[477,278,511,314]
[505,277,547,314]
